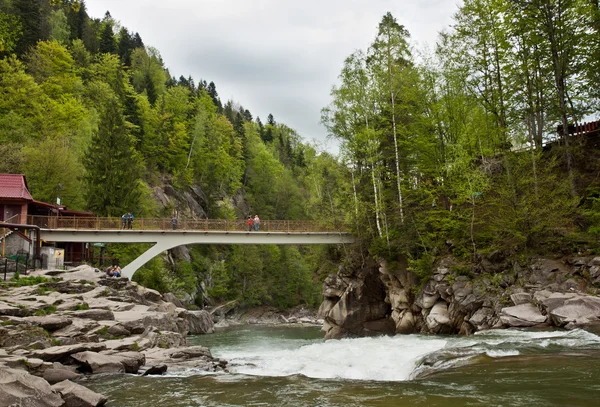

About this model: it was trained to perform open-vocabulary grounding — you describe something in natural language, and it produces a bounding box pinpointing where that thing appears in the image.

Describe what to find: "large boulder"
[106,351,145,373]
[43,367,81,384]
[52,380,107,407]
[500,303,547,327]
[183,310,215,334]
[426,301,452,333]
[0,367,63,407]
[547,295,600,327]
[163,292,184,308]
[323,263,390,339]
[70,351,125,374]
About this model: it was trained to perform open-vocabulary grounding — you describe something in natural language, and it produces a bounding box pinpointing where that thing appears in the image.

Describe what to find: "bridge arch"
[38,229,354,279]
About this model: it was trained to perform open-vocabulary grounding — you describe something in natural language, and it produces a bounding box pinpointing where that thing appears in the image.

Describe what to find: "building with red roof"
[1,174,94,265]
[0,174,33,223]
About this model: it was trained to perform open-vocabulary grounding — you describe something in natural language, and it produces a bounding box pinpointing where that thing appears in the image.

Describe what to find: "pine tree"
[132,32,144,49]
[99,20,116,54]
[207,81,222,110]
[117,27,133,65]
[14,0,41,56]
[83,97,142,217]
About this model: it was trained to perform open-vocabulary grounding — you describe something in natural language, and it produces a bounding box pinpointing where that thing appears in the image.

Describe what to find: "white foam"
[215,335,448,382]
[485,349,520,358]
[203,328,600,382]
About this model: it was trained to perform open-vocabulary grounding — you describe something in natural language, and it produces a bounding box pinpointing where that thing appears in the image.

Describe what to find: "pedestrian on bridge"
[121,213,127,229]
[172,215,177,230]
[247,216,253,232]
[254,215,260,231]
[126,212,134,230]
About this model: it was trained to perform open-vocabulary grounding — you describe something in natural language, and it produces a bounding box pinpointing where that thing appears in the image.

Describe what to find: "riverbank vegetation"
[323,2,600,279]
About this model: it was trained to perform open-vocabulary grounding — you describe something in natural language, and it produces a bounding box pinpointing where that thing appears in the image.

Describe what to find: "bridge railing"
[26,216,350,233]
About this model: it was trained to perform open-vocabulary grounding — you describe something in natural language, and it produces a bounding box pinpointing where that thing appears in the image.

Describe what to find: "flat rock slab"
[70,309,115,321]
[52,379,107,407]
[0,367,64,407]
[70,351,125,374]
[24,315,73,331]
[500,303,547,327]
[0,302,29,317]
[32,343,107,362]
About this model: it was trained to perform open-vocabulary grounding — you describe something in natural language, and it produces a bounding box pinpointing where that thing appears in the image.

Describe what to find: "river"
[85,325,600,406]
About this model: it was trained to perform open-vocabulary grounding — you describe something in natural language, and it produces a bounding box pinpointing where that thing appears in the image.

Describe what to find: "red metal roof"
[0,174,33,200]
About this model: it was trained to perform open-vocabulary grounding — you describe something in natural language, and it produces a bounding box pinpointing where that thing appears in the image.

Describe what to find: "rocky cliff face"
[320,254,600,340]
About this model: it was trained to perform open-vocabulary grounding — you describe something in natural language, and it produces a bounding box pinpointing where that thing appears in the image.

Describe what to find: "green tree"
[83,97,143,216]
[0,10,22,54]
[47,9,70,43]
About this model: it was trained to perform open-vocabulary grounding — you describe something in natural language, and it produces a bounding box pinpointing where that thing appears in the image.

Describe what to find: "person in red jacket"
[247,216,254,232]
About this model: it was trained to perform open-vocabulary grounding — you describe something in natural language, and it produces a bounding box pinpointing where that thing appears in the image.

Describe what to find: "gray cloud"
[86,0,459,153]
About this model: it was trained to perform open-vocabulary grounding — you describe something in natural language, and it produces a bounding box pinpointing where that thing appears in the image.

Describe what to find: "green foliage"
[0,10,22,54]
[34,305,57,316]
[407,252,435,283]
[83,97,144,216]
[9,276,49,286]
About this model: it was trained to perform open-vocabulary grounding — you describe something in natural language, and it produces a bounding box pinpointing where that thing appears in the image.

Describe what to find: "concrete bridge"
[28,217,353,279]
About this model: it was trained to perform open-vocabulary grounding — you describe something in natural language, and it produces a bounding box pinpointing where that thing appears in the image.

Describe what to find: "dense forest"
[2,0,600,309]
[0,0,349,308]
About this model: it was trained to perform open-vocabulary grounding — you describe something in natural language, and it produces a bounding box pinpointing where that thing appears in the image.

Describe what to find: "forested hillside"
[0,0,350,308]
[323,3,600,280]
[3,0,600,313]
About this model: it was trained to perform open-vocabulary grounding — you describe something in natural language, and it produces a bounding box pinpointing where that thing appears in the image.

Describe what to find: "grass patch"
[10,276,50,287]
[1,320,14,326]
[50,338,62,346]
[34,286,56,295]
[73,303,90,311]
[97,326,109,336]
[34,305,57,316]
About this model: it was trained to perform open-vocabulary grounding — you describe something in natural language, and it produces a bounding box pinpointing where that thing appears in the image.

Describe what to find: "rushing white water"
[204,328,600,382]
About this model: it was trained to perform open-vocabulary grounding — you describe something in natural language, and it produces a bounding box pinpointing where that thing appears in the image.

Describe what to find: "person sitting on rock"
[113,266,121,278]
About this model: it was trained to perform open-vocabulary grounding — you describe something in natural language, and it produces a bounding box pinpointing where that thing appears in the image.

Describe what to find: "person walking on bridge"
[253,215,260,231]
[126,212,134,229]
[121,213,127,229]
[247,216,254,232]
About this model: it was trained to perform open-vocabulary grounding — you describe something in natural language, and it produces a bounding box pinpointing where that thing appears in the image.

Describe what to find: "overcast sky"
[85,0,459,154]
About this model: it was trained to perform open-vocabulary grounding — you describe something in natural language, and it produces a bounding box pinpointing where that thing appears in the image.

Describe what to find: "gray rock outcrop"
[52,380,107,407]
[320,254,600,338]
[0,367,64,407]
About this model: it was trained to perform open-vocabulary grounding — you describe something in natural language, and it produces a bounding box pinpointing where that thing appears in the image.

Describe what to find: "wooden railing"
[25,216,350,233]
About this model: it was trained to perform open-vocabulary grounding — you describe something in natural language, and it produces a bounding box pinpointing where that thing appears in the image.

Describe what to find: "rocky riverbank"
[0,265,223,407]
[319,255,600,339]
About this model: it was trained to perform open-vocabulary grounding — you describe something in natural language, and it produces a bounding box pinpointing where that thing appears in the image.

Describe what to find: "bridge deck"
[26,216,349,233]
[39,229,354,245]
[5,216,353,278]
